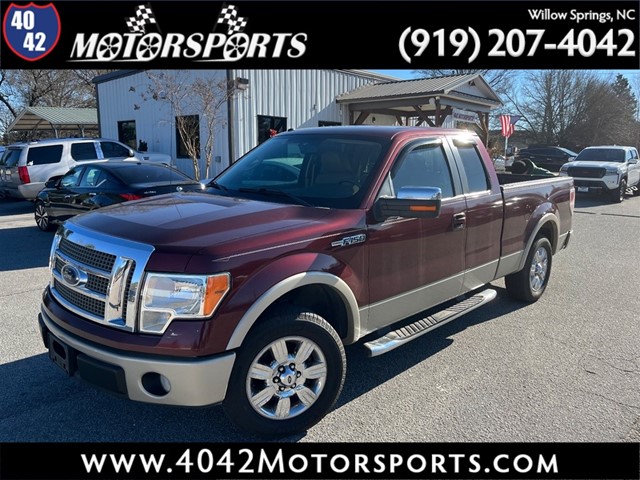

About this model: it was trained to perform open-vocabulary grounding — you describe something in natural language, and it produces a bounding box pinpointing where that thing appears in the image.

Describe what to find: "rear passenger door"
[366,138,467,330]
[447,137,504,292]
[47,166,85,220]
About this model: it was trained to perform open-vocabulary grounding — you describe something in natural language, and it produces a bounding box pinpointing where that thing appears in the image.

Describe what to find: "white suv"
[0,138,170,200]
[559,145,640,203]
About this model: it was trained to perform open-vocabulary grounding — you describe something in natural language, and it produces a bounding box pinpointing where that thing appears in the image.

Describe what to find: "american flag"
[500,114,520,138]
[126,4,157,34]
[216,4,248,35]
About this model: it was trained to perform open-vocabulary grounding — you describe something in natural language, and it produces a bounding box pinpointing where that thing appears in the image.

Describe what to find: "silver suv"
[0,137,170,200]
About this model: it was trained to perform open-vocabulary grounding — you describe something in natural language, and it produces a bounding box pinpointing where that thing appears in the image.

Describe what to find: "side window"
[71,142,99,161]
[455,143,490,193]
[79,166,105,187]
[389,144,454,198]
[27,145,63,165]
[60,168,83,188]
[100,141,131,158]
[633,149,639,160]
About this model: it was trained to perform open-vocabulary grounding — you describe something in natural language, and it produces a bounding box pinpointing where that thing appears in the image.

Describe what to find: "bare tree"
[143,71,237,180]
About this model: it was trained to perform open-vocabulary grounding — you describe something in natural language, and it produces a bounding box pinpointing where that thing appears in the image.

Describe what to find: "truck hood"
[69,192,343,257]
[564,160,626,170]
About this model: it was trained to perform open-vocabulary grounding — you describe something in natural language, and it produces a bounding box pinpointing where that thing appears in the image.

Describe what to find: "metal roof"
[336,74,501,104]
[8,106,98,133]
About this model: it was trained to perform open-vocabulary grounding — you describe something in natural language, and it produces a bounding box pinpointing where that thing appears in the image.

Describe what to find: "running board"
[363,289,497,357]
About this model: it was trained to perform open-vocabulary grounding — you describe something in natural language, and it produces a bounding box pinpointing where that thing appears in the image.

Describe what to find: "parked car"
[515,146,578,172]
[0,137,171,200]
[559,145,640,203]
[34,161,204,231]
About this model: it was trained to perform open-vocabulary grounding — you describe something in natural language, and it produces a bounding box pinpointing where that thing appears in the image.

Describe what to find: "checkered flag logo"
[125,4,157,34]
[216,4,247,35]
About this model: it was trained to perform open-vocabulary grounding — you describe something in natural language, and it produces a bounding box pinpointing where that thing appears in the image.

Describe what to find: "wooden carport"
[336,74,502,144]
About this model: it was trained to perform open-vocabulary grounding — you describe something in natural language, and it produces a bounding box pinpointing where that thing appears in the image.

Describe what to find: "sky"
[368,70,420,80]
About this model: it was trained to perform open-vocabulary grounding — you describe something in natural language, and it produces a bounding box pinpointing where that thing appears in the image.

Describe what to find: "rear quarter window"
[27,145,63,165]
[455,143,490,193]
[71,142,99,161]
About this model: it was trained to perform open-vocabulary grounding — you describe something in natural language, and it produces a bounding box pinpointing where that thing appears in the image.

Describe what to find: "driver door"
[365,139,467,331]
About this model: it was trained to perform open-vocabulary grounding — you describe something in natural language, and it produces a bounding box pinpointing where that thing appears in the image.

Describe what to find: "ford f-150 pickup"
[39,126,574,437]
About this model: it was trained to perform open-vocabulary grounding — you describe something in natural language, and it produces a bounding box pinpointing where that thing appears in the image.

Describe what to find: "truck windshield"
[575,148,626,163]
[212,133,390,208]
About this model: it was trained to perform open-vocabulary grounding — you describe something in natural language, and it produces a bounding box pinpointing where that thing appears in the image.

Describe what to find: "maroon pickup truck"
[39,126,574,437]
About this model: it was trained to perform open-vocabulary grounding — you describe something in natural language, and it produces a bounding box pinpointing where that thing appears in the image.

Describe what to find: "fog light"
[141,372,171,396]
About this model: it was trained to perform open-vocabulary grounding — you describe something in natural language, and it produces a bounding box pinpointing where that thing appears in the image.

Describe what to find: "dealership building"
[94,69,501,178]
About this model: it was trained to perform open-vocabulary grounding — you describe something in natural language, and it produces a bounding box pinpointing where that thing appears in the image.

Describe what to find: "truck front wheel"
[223,309,346,437]
[505,236,552,303]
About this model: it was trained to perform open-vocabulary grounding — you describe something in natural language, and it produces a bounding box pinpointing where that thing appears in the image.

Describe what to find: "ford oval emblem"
[61,264,87,287]
[176,186,183,192]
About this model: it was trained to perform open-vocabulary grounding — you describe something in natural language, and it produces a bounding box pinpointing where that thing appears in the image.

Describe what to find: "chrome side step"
[363,289,497,357]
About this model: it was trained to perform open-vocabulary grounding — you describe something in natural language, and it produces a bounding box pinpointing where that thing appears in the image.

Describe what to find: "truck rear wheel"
[223,309,346,437]
[505,236,552,303]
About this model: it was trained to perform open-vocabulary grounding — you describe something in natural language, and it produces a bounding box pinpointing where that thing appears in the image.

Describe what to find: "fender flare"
[226,271,361,350]
[516,212,559,272]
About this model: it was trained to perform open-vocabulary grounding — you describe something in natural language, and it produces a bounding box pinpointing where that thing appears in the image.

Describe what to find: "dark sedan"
[34,161,204,231]
[515,146,578,172]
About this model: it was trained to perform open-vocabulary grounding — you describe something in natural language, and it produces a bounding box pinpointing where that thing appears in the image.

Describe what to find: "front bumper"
[569,175,620,192]
[39,307,236,407]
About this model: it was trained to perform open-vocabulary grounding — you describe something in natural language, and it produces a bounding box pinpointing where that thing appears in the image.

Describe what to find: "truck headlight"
[139,273,230,334]
[605,167,621,175]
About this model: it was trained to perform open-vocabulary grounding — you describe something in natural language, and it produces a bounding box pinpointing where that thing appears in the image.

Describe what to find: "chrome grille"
[54,279,105,318]
[86,275,110,294]
[59,237,116,272]
[49,224,154,332]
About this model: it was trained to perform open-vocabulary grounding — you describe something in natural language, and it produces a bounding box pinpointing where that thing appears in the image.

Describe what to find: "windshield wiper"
[208,181,230,193]
[238,187,312,207]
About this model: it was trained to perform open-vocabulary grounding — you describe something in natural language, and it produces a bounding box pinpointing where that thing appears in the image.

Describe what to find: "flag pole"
[504,135,508,159]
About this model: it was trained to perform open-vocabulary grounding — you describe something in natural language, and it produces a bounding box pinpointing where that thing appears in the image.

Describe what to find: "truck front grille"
[49,224,154,332]
[567,167,606,178]
[59,237,116,271]
[54,279,106,318]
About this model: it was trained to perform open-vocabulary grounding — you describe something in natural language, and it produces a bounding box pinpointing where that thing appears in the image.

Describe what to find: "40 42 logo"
[2,2,61,61]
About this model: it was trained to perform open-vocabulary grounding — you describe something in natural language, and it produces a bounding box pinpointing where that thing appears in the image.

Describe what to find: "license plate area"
[48,333,76,376]
[577,186,589,193]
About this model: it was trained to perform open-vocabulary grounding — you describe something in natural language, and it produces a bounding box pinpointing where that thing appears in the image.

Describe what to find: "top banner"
[1,1,639,69]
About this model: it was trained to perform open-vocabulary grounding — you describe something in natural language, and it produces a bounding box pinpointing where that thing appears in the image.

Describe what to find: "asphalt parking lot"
[0,192,638,443]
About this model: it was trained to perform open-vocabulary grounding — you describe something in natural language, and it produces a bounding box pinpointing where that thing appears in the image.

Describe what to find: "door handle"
[453,213,466,230]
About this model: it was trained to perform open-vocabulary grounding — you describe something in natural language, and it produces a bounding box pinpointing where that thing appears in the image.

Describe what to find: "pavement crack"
[0,288,44,298]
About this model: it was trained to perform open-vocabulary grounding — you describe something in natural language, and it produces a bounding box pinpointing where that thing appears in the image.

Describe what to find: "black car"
[34,161,204,231]
[515,146,578,172]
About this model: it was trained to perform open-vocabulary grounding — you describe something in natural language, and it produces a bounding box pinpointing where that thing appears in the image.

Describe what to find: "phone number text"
[398,28,636,64]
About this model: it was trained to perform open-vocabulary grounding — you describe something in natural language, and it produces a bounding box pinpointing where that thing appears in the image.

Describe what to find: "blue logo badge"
[3,3,61,61]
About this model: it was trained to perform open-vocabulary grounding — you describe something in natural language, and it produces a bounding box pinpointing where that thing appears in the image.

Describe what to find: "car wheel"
[505,236,553,303]
[611,179,626,203]
[34,201,55,232]
[223,309,346,438]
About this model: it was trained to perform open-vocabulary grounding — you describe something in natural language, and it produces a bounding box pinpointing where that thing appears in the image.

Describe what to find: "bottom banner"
[0,442,638,479]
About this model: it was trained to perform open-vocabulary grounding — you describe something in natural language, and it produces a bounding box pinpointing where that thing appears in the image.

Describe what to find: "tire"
[633,182,640,196]
[223,309,346,438]
[610,178,626,203]
[34,201,55,232]
[505,236,553,303]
